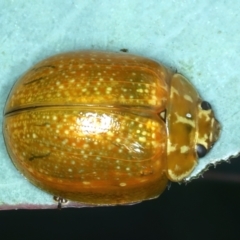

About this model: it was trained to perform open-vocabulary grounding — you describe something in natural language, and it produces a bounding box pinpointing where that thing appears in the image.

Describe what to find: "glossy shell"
[3,50,220,205]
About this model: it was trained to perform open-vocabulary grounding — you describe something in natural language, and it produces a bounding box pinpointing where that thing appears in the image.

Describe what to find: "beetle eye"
[201,101,212,110]
[196,144,208,158]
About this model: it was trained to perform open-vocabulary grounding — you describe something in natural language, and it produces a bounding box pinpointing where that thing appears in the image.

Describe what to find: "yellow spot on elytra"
[83,181,90,185]
[119,182,127,187]
[107,131,114,137]
[62,139,68,145]
[139,137,146,142]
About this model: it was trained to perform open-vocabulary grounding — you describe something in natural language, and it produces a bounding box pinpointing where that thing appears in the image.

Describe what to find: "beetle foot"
[53,196,68,210]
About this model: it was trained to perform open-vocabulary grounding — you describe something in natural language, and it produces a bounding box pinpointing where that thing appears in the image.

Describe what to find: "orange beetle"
[3,50,220,205]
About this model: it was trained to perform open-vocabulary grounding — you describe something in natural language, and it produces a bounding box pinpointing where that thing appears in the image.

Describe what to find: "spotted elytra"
[3,50,220,206]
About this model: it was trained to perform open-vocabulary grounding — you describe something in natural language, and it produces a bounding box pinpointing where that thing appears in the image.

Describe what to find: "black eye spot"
[196,144,208,158]
[201,101,212,110]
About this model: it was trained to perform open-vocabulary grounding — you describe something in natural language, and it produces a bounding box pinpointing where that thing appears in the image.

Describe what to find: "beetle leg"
[53,196,68,210]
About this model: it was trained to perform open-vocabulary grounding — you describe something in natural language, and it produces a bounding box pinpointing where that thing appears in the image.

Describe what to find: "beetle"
[3,50,220,206]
